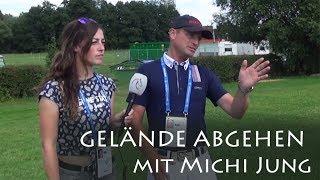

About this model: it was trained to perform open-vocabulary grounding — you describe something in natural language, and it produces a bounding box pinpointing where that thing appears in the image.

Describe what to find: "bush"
[0,65,47,102]
[192,54,291,82]
[0,88,12,102]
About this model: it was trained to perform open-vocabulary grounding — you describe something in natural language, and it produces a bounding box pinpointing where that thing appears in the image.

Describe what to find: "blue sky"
[0,0,221,26]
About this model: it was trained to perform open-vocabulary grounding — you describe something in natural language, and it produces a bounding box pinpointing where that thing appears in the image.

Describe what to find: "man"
[129,15,270,180]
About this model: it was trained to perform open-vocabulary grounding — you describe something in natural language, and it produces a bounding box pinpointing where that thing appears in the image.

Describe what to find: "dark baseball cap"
[170,15,213,39]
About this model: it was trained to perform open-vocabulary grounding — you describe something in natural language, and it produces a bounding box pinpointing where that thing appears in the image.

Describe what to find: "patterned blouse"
[39,74,116,156]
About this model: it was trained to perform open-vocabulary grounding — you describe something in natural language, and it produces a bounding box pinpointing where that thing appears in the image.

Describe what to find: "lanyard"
[160,58,192,116]
[79,73,108,142]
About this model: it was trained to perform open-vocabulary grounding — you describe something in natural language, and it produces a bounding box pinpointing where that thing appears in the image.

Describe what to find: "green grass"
[0,52,319,179]
[0,76,319,180]
[3,53,47,66]
[3,49,129,70]
[204,77,320,180]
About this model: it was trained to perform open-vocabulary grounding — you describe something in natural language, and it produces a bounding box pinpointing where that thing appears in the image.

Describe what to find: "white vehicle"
[0,55,5,68]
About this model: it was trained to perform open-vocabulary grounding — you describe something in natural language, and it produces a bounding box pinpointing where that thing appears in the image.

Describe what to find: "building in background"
[194,39,271,57]
[194,40,256,57]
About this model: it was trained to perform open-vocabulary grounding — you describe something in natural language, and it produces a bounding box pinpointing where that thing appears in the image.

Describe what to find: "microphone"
[118,73,147,180]
[121,73,148,125]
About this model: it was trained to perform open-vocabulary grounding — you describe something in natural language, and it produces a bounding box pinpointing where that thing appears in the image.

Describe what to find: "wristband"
[238,82,254,94]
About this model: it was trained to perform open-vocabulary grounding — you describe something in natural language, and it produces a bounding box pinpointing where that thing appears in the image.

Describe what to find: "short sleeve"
[38,80,62,107]
[111,79,116,92]
[131,64,149,107]
[205,68,228,106]
[106,77,117,93]
[98,75,117,99]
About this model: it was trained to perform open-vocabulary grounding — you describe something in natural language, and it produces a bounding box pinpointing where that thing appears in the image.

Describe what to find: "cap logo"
[132,78,143,91]
[188,19,201,25]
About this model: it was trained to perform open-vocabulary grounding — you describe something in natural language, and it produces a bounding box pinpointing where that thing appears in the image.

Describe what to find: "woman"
[38,17,131,180]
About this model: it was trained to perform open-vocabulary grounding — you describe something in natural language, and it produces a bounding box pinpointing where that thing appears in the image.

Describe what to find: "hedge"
[192,54,291,82]
[0,54,294,102]
[0,65,47,102]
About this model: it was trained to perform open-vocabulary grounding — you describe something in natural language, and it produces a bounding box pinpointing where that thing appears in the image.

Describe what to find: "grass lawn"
[3,53,47,66]
[3,50,129,69]
[0,74,319,180]
[0,52,319,179]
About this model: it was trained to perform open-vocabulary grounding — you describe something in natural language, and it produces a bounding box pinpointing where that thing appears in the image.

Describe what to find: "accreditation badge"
[96,146,112,178]
[165,116,187,147]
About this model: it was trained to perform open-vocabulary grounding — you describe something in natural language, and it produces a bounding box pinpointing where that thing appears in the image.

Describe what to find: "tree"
[2,0,180,52]
[0,10,3,20]
[214,0,320,74]
[63,0,98,19]
[0,12,17,52]
[2,14,17,29]
[98,1,178,49]
[150,0,176,7]
[10,1,58,52]
[45,37,58,67]
[0,20,13,53]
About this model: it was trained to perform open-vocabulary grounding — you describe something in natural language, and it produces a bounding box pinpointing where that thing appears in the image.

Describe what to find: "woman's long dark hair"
[38,18,102,120]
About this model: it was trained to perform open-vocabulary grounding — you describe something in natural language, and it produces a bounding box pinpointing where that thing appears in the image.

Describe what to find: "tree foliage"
[0,0,179,53]
[0,20,13,52]
[214,0,320,74]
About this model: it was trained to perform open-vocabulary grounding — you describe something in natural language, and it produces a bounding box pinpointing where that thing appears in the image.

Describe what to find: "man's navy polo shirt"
[133,58,228,149]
